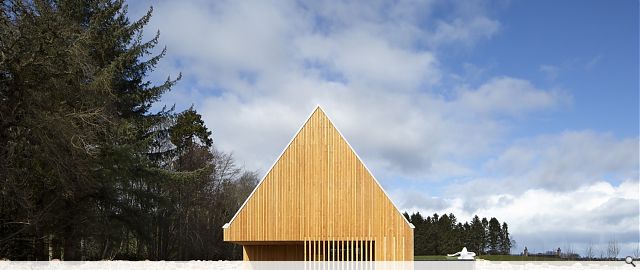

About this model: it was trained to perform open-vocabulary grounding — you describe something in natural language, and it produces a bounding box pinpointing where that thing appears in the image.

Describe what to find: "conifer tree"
[488,217,502,254]
[469,215,485,254]
[0,0,257,260]
[408,212,513,256]
[481,217,489,254]
[500,222,511,255]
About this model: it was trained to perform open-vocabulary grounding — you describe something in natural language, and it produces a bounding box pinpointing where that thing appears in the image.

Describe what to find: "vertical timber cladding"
[223,107,414,261]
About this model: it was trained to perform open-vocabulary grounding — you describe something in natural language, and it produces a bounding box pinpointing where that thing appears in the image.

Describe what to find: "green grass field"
[477,255,566,261]
[415,255,568,261]
[414,255,456,261]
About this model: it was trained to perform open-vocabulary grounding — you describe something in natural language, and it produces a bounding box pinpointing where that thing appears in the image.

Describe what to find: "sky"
[127,0,639,257]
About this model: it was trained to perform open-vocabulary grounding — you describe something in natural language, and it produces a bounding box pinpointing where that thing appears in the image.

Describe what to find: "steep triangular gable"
[224,106,413,243]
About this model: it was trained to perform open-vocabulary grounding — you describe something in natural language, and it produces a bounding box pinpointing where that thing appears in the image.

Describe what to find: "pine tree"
[407,212,513,256]
[487,217,502,254]
[500,222,511,254]
[1,0,125,259]
[409,212,426,255]
[0,1,257,260]
[462,222,472,249]
[469,215,484,254]
[481,217,489,254]
[424,215,438,254]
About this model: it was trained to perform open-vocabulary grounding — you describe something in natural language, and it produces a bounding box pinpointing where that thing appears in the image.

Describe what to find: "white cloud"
[395,130,639,255]
[484,131,639,191]
[476,181,638,234]
[455,77,569,117]
[434,130,639,220]
[294,30,441,89]
[394,190,450,211]
[396,180,639,256]
[585,54,603,70]
[540,64,560,81]
[429,16,500,47]
[475,180,639,255]
[137,0,517,175]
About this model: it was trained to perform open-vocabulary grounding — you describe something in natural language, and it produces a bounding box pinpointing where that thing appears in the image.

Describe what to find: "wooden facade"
[223,107,414,261]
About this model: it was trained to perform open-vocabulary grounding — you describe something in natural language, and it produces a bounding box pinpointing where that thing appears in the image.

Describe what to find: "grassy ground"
[414,255,455,261]
[477,255,566,261]
[415,255,568,261]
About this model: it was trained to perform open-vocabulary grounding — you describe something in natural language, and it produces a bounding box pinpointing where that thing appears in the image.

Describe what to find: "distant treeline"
[404,212,513,255]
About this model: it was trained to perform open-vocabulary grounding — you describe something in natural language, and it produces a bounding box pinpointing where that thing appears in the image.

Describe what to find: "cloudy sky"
[128,0,639,257]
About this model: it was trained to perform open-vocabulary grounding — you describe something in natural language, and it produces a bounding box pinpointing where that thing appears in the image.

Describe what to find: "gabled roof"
[224,106,413,230]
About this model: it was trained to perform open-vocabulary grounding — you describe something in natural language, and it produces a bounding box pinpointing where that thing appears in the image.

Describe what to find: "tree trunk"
[63,226,80,260]
[33,225,47,260]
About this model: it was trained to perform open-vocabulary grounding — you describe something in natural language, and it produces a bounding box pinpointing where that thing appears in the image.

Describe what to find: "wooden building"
[223,106,414,261]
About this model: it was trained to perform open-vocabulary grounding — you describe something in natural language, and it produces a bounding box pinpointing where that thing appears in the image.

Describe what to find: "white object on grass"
[447,247,476,260]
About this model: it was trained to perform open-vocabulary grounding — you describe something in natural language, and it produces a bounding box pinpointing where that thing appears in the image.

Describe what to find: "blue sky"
[128,0,638,257]
[462,0,638,138]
